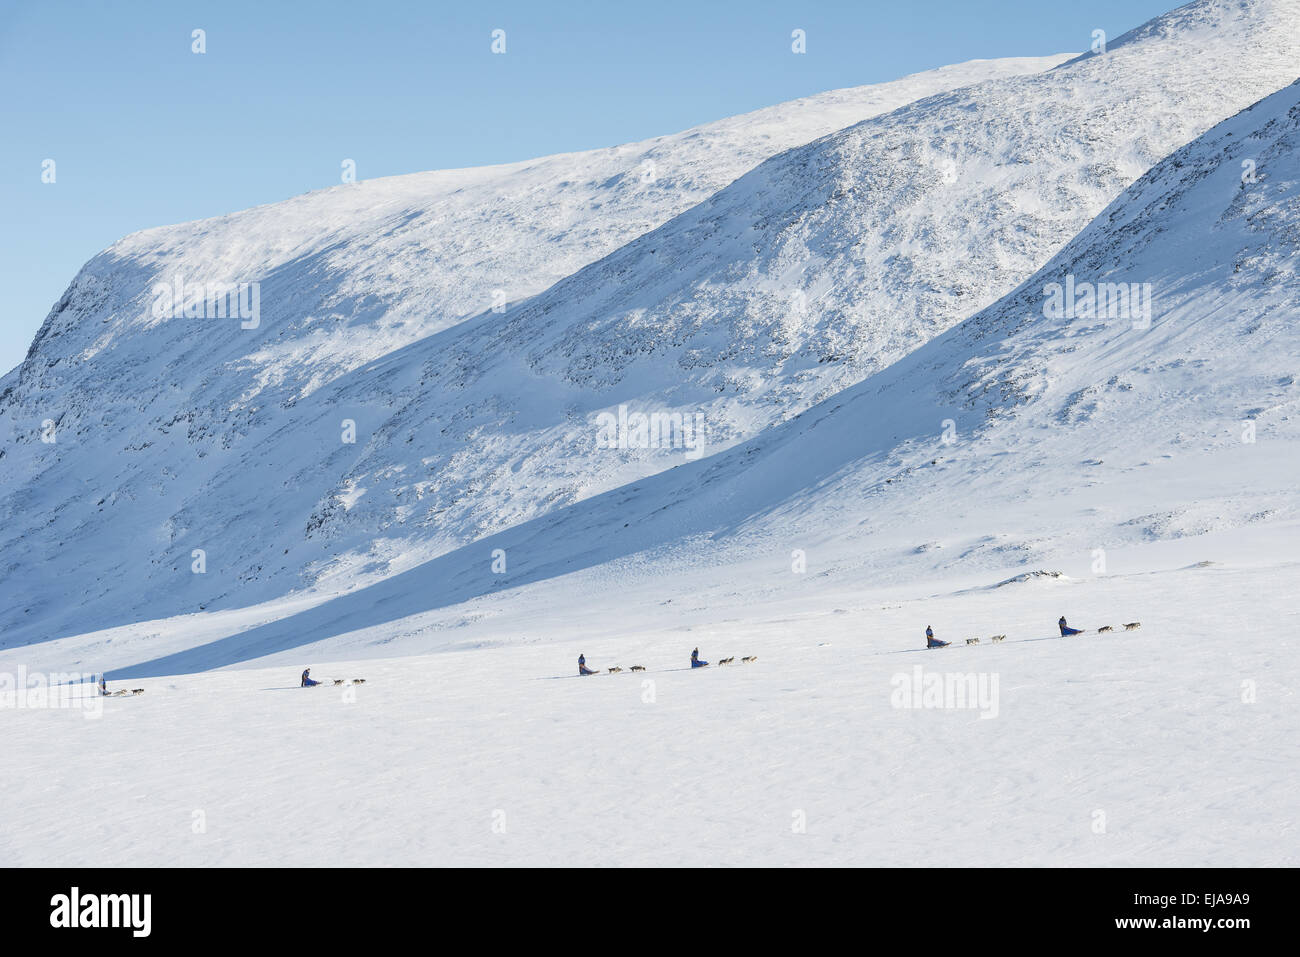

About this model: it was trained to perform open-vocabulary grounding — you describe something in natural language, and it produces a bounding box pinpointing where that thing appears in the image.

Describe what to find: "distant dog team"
[287,614,1145,689]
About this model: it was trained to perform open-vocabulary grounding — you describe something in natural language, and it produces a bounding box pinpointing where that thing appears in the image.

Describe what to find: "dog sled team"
[301,668,365,687]
[92,669,371,697]
[578,647,757,676]
[96,677,145,697]
[98,677,142,696]
[96,615,1146,695]
[925,617,1141,649]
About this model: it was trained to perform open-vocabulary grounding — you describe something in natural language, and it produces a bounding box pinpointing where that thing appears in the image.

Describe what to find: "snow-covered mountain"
[0,55,1066,639]
[74,69,1300,680]
[13,56,1062,392]
[3,0,1299,669]
[503,71,1300,596]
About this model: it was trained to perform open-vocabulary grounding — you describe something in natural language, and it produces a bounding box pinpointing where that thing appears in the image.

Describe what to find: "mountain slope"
[23,72,1300,680]
[13,56,1062,391]
[5,0,1300,659]
[0,56,1067,639]
[230,0,1300,596]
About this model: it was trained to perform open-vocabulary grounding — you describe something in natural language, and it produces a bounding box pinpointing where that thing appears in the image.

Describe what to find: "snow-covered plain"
[3,537,1295,866]
[2,0,1299,867]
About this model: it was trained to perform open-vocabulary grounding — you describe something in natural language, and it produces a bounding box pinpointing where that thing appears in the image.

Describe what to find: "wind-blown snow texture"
[1,0,1298,868]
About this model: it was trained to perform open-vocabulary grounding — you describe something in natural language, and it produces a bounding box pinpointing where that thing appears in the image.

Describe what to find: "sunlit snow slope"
[0,56,1067,643]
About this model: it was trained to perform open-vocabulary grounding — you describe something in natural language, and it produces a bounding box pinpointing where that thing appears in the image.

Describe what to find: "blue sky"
[0,0,1175,375]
